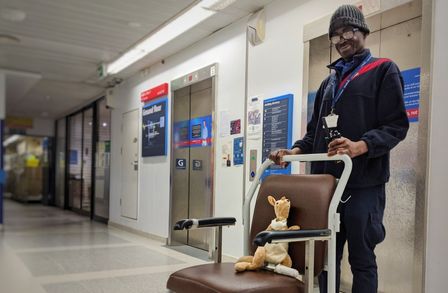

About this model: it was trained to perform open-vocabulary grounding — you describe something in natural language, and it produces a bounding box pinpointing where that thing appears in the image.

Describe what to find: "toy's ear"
[280,196,286,200]
[268,196,276,206]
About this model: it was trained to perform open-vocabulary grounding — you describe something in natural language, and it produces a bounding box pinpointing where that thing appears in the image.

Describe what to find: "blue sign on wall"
[142,97,168,157]
[189,115,212,148]
[307,91,317,123]
[233,137,244,165]
[69,150,78,165]
[173,120,190,149]
[262,94,293,178]
[401,67,420,123]
[0,170,4,185]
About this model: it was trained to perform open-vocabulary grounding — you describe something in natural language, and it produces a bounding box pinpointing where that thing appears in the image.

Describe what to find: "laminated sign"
[142,98,168,157]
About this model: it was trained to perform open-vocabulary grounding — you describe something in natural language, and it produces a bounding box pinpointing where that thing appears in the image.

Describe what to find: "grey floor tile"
[43,272,172,293]
[6,232,128,249]
[44,282,90,293]
[18,246,183,276]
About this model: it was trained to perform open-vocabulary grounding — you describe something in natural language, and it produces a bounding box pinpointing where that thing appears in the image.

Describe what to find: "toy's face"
[268,196,291,220]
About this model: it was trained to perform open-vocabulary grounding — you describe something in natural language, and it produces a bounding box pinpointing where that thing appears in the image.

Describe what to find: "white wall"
[425,0,448,291]
[109,16,247,256]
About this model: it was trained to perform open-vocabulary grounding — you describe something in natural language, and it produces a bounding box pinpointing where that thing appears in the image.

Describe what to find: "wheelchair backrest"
[249,174,336,276]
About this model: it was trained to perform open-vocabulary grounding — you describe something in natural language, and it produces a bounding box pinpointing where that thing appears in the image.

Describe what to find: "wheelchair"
[167,154,352,293]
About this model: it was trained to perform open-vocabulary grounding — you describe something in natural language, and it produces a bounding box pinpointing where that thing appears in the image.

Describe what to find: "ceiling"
[0,0,272,119]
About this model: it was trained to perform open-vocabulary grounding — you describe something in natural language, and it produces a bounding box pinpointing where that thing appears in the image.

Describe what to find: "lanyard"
[331,53,372,109]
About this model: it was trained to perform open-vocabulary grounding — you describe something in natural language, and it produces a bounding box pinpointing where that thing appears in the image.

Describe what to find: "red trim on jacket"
[338,58,391,89]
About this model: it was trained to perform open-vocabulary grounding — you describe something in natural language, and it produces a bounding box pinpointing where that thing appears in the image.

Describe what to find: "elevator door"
[171,78,214,251]
[307,4,421,292]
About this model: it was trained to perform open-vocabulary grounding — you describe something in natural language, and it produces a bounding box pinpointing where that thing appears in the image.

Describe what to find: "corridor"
[0,199,205,293]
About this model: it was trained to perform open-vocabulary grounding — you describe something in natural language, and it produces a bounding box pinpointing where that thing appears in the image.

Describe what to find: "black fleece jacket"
[293,49,409,188]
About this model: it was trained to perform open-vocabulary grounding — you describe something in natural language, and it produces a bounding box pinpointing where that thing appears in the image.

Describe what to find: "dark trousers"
[319,184,386,293]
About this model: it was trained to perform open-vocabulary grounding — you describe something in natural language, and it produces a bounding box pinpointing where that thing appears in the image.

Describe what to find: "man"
[269,5,409,293]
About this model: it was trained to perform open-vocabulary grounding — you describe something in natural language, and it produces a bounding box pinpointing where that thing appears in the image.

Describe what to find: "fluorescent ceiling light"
[106,0,237,75]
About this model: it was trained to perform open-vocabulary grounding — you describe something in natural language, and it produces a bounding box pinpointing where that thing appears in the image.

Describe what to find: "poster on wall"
[173,120,190,149]
[401,67,420,123]
[0,122,4,183]
[189,115,212,148]
[69,150,78,165]
[307,91,317,123]
[230,119,241,135]
[173,115,212,148]
[142,97,167,157]
[221,139,232,167]
[248,97,262,140]
[262,94,293,178]
[233,137,244,165]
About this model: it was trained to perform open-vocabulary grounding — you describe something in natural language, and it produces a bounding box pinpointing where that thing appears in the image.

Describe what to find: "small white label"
[324,115,339,128]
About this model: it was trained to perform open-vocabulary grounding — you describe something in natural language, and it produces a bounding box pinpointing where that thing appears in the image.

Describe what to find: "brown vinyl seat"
[167,174,337,293]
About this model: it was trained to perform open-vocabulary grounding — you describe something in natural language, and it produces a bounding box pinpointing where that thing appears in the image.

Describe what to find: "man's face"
[333,26,366,60]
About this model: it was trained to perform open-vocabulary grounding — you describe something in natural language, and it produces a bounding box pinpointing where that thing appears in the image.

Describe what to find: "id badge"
[323,113,339,128]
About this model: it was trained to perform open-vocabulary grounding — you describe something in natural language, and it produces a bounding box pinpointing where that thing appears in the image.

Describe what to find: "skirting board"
[108,221,168,243]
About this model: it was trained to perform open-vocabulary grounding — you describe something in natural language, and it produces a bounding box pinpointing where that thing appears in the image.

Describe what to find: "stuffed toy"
[235,195,300,272]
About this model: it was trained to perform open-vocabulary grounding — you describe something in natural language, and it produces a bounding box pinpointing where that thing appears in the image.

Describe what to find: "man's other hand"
[328,137,368,158]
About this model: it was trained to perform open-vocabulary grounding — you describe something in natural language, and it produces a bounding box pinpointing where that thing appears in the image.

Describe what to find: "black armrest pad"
[254,229,331,246]
[173,219,194,230]
[173,217,236,230]
[197,217,236,227]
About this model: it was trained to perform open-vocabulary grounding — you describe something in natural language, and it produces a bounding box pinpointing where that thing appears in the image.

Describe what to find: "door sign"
[233,137,244,165]
[176,159,187,170]
[174,115,212,148]
[190,115,212,147]
[192,160,203,171]
[262,94,293,178]
[142,97,168,157]
[401,67,420,123]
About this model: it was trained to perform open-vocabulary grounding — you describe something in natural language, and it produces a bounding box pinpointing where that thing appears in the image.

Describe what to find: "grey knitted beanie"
[329,5,370,37]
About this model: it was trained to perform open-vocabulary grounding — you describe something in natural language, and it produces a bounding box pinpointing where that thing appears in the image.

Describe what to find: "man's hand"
[268,148,301,167]
[327,137,368,158]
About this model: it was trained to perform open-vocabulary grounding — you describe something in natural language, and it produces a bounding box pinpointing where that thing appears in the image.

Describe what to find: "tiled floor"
[0,199,206,293]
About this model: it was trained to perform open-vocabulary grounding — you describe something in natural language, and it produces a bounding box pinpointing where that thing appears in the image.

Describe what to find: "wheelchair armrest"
[253,229,331,246]
[173,217,236,230]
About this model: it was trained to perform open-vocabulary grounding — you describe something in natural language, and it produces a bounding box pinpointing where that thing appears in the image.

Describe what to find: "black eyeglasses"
[330,28,359,45]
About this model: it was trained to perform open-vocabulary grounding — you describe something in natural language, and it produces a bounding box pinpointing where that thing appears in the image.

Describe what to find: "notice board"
[262,94,293,178]
[142,98,168,157]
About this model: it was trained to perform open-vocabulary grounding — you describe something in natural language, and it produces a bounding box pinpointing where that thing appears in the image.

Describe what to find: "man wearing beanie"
[270,4,409,293]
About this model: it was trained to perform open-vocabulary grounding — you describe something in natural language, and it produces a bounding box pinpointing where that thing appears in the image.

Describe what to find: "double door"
[65,98,111,221]
[170,78,214,251]
[67,108,93,214]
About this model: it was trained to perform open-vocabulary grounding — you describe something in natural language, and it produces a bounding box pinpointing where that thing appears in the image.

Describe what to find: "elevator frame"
[167,64,218,257]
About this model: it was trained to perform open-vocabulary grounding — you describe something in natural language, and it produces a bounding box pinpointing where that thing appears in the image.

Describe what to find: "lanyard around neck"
[331,53,372,109]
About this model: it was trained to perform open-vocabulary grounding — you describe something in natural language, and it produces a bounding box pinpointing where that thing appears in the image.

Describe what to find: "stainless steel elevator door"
[171,78,214,251]
[307,5,422,292]
[171,86,191,246]
[187,79,213,250]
